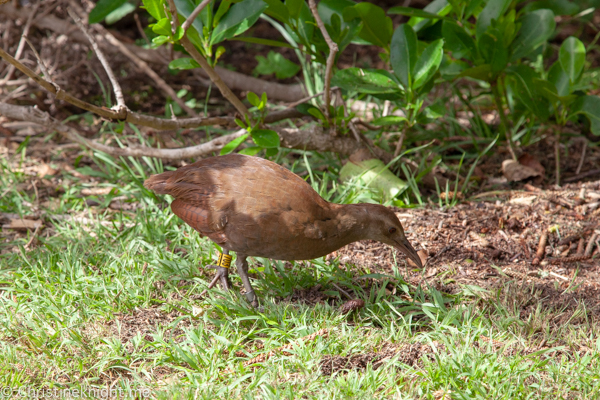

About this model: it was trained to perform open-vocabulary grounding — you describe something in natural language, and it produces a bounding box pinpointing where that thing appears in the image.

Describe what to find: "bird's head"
[359,204,423,268]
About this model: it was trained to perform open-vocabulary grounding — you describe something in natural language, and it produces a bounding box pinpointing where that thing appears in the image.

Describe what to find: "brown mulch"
[331,182,600,318]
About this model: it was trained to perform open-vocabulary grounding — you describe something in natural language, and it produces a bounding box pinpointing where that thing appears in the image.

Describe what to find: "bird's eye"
[388,227,397,234]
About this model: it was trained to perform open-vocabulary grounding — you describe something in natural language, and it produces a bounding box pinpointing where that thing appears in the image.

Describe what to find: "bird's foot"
[244,290,259,308]
[200,265,231,297]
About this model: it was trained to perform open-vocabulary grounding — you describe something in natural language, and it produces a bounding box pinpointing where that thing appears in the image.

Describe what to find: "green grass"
[1,150,600,399]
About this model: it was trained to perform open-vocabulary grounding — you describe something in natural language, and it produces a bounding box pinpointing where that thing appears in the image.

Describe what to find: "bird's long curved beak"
[393,237,423,268]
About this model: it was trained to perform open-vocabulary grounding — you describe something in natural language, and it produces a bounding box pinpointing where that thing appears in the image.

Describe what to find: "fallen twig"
[531,229,548,265]
[585,233,598,257]
[549,255,592,265]
[502,268,546,285]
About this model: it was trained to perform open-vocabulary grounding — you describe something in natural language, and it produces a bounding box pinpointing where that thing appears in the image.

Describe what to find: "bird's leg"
[235,254,259,308]
[200,250,232,297]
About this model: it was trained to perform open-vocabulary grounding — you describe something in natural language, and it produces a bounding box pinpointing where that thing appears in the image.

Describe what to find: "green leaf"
[510,9,556,61]
[559,36,586,84]
[442,21,477,59]
[507,65,550,121]
[572,95,600,135]
[152,35,170,46]
[478,32,508,73]
[251,129,280,148]
[213,0,233,27]
[408,0,451,32]
[458,64,493,82]
[339,158,408,201]
[307,107,326,121]
[169,57,200,70]
[388,5,450,20]
[142,0,165,20]
[534,78,576,105]
[152,18,172,36]
[464,0,486,19]
[238,146,263,156]
[174,0,205,34]
[211,0,268,45]
[220,134,250,155]
[331,68,401,98]
[286,0,304,19]
[371,116,408,126]
[89,0,127,24]
[105,2,136,24]
[247,92,261,108]
[475,0,511,39]
[231,36,294,49]
[548,61,571,96]
[295,104,321,116]
[390,24,417,89]
[522,0,579,16]
[263,0,289,22]
[413,38,444,89]
[254,51,301,79]
[319,0,361,50]
[343,3,392,49]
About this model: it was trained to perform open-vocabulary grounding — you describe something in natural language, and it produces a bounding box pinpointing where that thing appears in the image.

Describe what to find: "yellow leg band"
[217,253,233,268]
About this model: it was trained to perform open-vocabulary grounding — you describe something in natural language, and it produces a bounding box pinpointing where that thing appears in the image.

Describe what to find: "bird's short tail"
[144,171,175,194]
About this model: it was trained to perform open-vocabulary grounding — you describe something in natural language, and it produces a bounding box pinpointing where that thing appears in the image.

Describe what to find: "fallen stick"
[531,229,548,265]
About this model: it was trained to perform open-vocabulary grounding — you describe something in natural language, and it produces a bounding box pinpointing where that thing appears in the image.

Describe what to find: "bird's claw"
[200,265,231,297]
[245,290,259,308]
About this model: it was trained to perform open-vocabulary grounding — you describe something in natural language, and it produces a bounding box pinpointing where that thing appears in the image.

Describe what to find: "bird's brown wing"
[144,162,230,242]
[144,154,336,254]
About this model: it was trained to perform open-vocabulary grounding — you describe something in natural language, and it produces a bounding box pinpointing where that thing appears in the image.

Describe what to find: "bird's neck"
[329,203,371,243]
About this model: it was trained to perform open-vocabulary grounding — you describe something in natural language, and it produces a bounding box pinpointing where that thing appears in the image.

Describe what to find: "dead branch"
[96,25,199,117]
[67,8,126,110]
[182,0,213,32]
[166,0,248,117]
[337,89,361,142]
[0,46,233,128]
[0,102,244,159]
[2,2,306,103]
[308,0,338,120]
[532,229,548,265]
[0,1,39,84]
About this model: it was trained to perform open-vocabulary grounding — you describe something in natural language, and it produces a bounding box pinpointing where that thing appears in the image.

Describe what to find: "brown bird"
[144,154,422,307]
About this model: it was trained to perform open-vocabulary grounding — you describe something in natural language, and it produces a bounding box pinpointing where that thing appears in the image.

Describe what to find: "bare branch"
[0,102,245,159]
[0,47,302,129]
[182,0,213,32]
[22,36,54,85]
[0,46,237,129]
[393,130,406,158]
[337,89,361,143]
[2,101,447,188]
[166,0,249,118]
[0,1,40,84]
[97,25,200,117]
[2,2,306,103]
[308,0,338,120]
[67,8,126,110]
